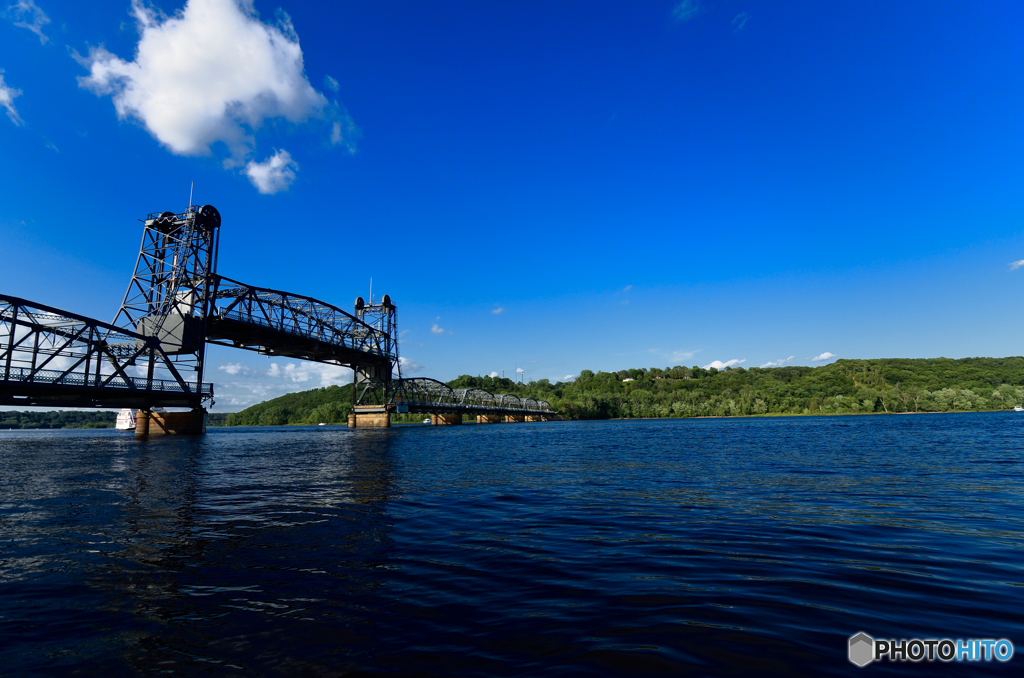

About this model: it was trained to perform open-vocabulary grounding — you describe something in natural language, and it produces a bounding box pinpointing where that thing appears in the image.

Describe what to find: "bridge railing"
[2,366,212,395]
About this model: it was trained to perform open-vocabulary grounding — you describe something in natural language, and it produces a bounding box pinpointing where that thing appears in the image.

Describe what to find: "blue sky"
[2,0,1023,410]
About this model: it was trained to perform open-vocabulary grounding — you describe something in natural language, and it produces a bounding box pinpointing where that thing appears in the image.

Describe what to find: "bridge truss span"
[207,275,395,368]
[0,294,212,408]
[394,377,551,416]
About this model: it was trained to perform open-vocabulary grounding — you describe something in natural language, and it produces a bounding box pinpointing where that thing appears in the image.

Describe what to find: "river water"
[1,413,1021,676]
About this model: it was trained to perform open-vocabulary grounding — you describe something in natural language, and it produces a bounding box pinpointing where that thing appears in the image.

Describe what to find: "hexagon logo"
[849,632,874,667]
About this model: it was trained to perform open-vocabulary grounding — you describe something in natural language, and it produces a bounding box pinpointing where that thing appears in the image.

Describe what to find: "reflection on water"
[1,414,1023,676]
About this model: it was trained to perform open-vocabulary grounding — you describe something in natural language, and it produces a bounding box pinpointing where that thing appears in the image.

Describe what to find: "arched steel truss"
[393,377,550,415]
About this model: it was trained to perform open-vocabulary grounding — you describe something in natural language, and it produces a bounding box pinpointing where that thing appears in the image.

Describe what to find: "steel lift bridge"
[0,205,551,432]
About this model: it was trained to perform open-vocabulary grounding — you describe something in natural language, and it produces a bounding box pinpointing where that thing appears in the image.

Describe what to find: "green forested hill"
[216,357,1024,425]
[221,385,353,426]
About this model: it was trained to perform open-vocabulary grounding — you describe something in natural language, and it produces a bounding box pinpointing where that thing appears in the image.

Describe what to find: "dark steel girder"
[1,294,212,409]
[208,275,394,370]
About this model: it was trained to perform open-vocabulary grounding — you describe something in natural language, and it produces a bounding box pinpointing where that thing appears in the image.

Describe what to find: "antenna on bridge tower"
[189,181,194,209]
[369,277,373,303]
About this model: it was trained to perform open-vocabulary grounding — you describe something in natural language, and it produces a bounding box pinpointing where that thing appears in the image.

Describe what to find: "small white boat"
[1014,406,1023,412]
[115,409,136,430]
[318,422,326,426]
[423,418,431,424]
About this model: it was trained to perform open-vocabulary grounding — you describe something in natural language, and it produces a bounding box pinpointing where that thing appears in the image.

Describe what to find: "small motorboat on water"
[115,409,137,430]
[1014,406,1023,412]
[423,418,431,424]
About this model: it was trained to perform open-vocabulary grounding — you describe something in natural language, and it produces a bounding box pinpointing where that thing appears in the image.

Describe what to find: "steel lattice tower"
[109,205,221,392]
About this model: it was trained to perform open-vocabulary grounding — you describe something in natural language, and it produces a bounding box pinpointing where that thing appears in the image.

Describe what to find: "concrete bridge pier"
[135,409,206,436]
[431,414,461,426]
[347,406,391,428]
[525,414,546,422]
[505,414,526,423]
[477,414,502,424]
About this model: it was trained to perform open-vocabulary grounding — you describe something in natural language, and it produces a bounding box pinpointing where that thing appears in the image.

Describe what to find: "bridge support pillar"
[347,406,390,428]
[431,414,462,426]
[505,414,525,423]
[525,415,546,422]
[476,414,502,424]
[136,409,206,436]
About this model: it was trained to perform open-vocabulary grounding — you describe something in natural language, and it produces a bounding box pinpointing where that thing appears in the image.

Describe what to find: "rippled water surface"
[1,413,1022,676]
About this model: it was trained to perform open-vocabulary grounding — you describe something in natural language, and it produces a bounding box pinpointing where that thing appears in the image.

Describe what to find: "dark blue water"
[1,413,1022,676]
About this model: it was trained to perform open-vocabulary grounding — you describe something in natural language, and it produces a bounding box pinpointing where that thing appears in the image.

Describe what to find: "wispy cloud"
[812,352,837,362]
[731,11,750,32]
[5,0,50,44]
[650,348,701,364]
[431,323,445,334]
[329,108,360,153]
[623,285,632,292]
[491,307,505,314]
[760,356,794,368]
[244,149,298,194]
[672,0,701,22]
[1009,259,1024,271]
[323,74,339,92]
[266,361,351,386]
[398,356,423,374]
[218,362,251,376]
[703,358,746,370]
[562,374,576,381]
[0,70,23,126]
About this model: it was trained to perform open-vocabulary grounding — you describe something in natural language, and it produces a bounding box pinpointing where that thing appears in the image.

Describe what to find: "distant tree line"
[0,410,117,429]
[482,358,1024,419]
[212,357,1024,426]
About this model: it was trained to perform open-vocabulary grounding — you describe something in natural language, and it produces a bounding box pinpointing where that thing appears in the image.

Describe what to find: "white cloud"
[489,371,499,378]
[6,0,50,44]
[0,70,23,126]
[1009,260,1024,271]
[76,0,347,186]
[431,323,444,334]
[491,307,505,314]
[244,149,297,194]
[760,356,794,368]
[562,374,576,381]
[397,356,423,374]
[703,359,746,370]
[266,360,351,386]
[812,352,837,362]
[672,0,701,22]
[516,367,524,374]
[323,74,339,92]
[732,11,750,32]
[218,362,251,376]
[623,285,632,292]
